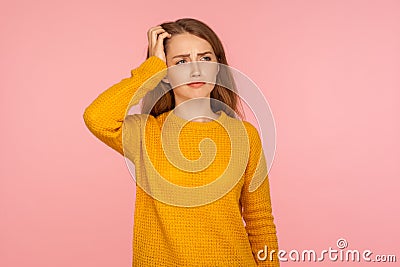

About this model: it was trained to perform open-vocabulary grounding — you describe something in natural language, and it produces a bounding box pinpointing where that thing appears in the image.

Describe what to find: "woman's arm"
[82,56,167,156]
[240,123,280,267]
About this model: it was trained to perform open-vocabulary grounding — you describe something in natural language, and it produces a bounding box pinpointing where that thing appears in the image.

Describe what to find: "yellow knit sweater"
[83,56,279,266]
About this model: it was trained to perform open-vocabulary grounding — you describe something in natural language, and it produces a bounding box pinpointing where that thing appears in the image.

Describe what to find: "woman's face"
[164,33,219,106]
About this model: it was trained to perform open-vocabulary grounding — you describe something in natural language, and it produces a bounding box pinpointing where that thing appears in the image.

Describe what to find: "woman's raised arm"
[82,57,167,156]
[83,25,171,157]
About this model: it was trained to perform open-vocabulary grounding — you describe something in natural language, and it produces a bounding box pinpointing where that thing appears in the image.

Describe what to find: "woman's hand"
[147,25,171,63]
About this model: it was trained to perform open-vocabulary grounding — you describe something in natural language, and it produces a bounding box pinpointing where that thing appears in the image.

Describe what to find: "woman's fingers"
[149,28,166,48]
[147,25,162,40]
[155,32,171,46]
[147,25,171,62]
[154,32,171,61]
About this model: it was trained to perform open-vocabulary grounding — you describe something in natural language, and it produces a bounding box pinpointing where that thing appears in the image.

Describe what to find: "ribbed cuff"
[133,56,167,77]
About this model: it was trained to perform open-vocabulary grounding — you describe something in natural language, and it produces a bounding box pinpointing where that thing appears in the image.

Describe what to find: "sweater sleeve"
[83,56,167,158]
[240,123,280,267]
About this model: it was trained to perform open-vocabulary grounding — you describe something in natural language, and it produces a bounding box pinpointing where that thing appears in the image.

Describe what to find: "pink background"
[1,0,399,266]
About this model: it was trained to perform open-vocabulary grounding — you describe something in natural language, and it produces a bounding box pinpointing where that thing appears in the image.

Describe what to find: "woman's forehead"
[167,33,215,55]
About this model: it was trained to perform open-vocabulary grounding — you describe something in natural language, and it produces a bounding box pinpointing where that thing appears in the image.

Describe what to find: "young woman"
[83,18,279,266]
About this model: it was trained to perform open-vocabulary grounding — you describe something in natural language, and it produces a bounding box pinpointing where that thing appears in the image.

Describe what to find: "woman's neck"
[173,98,219,122]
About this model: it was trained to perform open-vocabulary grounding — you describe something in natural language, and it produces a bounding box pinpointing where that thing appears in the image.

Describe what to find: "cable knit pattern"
[83,56,279,266]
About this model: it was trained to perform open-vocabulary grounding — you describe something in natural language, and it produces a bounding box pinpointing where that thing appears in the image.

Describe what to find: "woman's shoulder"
[242,120,260,134]
[226,114,260,135]
[220,113,261,146]
[237,119,262,144]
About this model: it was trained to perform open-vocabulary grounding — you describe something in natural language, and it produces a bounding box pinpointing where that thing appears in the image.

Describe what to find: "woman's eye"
[201,56,211,61]
[176,59,186,65]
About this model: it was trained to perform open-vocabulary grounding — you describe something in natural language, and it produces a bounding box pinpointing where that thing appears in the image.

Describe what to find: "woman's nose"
[190,61,201,77]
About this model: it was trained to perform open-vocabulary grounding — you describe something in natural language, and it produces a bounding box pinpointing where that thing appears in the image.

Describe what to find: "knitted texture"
[83,56,279,266]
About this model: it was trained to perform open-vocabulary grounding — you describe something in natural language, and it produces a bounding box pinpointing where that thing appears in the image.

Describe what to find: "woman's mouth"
[187,82,206,88]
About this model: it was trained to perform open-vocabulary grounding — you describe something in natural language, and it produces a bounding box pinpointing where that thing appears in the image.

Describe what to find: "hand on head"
[147,25,171,63]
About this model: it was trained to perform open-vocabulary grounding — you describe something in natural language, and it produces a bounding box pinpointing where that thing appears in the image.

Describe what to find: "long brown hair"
[141,18,245,120]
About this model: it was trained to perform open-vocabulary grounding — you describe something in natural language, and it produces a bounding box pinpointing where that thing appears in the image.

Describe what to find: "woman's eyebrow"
[172,51,213,59]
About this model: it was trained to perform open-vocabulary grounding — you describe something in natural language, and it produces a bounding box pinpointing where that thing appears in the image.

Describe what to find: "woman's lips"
[187,82,206,88]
